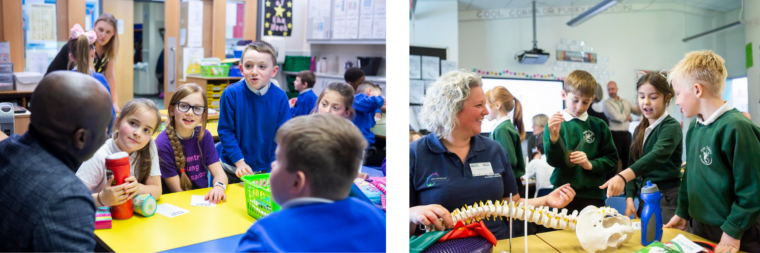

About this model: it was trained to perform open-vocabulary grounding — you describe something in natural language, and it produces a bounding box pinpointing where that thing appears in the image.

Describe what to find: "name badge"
[470,162,494,177]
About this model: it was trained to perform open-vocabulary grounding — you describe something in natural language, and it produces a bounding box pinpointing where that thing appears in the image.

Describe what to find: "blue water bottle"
[641,181,663,246]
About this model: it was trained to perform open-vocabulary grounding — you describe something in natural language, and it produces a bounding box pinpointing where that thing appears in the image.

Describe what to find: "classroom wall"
[141,2,165,93]
[409,0,459,62]
[457,3,744,122]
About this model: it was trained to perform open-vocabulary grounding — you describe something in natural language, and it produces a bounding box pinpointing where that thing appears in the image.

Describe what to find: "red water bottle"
[106,152,133,219]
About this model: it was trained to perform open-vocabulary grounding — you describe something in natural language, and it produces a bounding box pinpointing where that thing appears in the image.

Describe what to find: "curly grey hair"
[420,70,482,139]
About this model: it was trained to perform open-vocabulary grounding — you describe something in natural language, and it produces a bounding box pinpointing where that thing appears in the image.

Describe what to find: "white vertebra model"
[436,200,634,253]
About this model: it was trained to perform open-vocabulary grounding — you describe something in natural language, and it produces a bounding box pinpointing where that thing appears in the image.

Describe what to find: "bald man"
[0,71,113,251]
[602,81,642,179]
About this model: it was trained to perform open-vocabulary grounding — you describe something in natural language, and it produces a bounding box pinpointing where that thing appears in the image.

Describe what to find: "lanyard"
[615,99,624,114]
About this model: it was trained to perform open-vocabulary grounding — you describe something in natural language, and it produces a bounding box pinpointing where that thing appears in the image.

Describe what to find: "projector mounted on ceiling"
[515,0,549,65]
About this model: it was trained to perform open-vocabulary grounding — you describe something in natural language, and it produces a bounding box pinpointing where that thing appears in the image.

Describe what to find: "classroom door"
[103,0,135,110]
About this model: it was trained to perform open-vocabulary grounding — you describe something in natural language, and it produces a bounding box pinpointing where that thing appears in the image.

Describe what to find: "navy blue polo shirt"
[410,133,518,239]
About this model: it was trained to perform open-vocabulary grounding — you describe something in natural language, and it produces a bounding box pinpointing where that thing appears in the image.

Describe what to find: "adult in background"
[0,71,113,251]
[602,81,641,180]
[46,13,120,112]
[409,70,576,239]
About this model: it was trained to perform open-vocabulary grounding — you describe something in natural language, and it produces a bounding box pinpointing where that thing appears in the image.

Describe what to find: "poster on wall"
[85,1,99,31]
[29,4,56,41]
[556,50,597,63]
[265,0,293,36]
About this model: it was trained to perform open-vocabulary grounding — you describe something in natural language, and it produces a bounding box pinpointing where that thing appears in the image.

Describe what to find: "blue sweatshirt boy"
[289,88,317,118]
[352,94,384,145]
[218,80,291,172]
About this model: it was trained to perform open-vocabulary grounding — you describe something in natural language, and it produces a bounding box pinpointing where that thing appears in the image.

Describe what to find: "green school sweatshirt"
[625,115,683,198]
[490,119,525,180]
[544,115,619,200]
[676,108,760,239]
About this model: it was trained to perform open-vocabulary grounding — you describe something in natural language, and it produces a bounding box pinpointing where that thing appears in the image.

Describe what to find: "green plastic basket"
[242,174,281,219]
[283,56,311,72]
[201,65,230,77]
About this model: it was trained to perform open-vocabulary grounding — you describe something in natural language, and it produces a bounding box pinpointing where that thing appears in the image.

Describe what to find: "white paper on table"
[312,18,325,39]
[373,0,386,15]
[372,16,385,39]
[308,0,320,18]
[440,60,457,75]
[421,56,441,79]
[358,16,373,39]
[410,80,425,104]
[182,47,204,80]
[333,16,346,39]
[191,195,217,207]
[409,55,421,79]
[226,3,238,26]
[669,234,706,253]
[360,0,373,17]
[27,52,49,74]
[631,221,641,230]
[319,0,332,18]
[156,203,190,218]
[346,16,359,39]
[187,1,204,48]
[179,28,187,46]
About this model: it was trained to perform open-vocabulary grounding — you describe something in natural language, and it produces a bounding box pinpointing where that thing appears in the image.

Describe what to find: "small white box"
[14,72,44,92]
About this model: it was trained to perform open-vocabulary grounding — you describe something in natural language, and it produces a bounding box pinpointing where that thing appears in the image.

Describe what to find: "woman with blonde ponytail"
[485,86,527,196]
[156,84,228,203]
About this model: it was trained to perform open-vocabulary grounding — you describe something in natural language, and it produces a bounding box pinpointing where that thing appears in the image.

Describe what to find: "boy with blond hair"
[218,41,291,183]
[236,114,386,252]
[544,70,619,212]
[663,50,760,253]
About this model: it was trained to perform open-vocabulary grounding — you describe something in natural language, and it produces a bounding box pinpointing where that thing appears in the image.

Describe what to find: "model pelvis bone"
[437,200,633,253]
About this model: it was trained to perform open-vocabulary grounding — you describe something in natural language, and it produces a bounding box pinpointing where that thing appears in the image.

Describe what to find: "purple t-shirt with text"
[156,127,219,189]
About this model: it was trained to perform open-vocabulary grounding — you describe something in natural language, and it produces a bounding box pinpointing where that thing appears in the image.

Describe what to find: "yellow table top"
[94,184,255,252]
[535,225,746,253]
[495,235,558,252]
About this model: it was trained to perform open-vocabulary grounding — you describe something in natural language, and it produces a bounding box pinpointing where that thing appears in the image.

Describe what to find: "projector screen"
[480,78,564,133]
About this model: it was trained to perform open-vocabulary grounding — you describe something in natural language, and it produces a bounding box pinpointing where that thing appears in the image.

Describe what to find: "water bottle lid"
[641,180,660,193]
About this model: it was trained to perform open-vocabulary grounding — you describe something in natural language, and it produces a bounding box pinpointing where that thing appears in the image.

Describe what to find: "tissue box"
[14,72,43,92]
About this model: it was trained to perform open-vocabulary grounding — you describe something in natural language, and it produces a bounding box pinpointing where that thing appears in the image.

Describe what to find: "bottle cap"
[641,180,660,193]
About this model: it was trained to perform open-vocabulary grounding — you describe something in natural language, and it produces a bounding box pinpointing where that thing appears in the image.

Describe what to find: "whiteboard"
[480,78,564,133]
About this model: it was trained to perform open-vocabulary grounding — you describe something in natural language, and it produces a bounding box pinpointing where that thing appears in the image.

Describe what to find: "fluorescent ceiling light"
[566,0,619,27]
[682,21,743,42]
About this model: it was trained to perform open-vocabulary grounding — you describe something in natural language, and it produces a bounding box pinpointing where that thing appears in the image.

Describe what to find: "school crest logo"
[583,130,595,143]
[699,146,712,165]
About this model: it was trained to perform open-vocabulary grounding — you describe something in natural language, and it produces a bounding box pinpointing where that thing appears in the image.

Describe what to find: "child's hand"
[409,204,454,232]
[626,115,633,122]
[569,151,592,170]
[123,176,140,200]
[548,112,563,143]
[235,162,253,178]
[289,98,297,108]
[357,172,370,179]
[374,112,382,120]
[205,186,227,204]
[101,176,127,206]
[716,232,740,253]
[663,215,688,231]
[625,197,638,219]
[545,183,576,208]
[599,174,625,197]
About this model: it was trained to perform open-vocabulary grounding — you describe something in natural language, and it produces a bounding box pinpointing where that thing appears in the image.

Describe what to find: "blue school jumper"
[218,80,291,172]
[352,94,384,145]
[236,198,386,252]
[290,89,318,118]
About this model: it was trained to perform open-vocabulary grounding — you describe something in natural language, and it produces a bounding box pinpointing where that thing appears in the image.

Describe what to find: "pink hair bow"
[70,24,97,44]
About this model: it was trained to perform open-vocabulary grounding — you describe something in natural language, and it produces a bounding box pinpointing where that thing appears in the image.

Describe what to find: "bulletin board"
[409,46,449,133]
